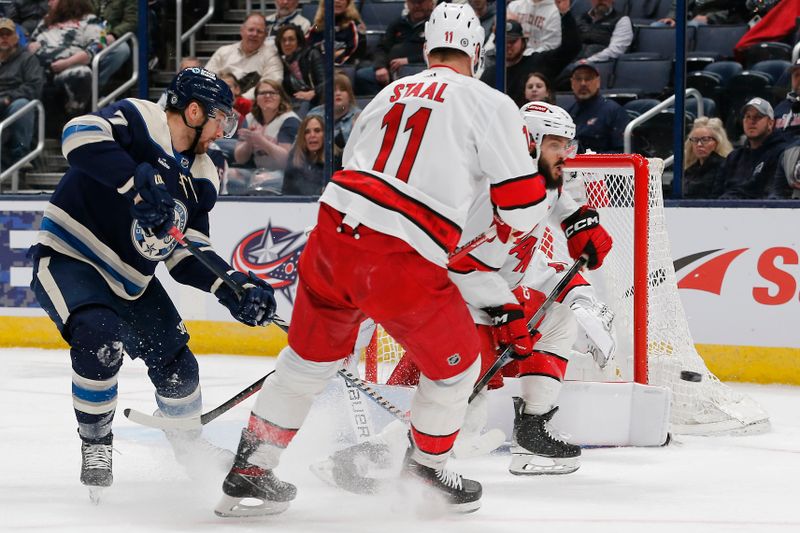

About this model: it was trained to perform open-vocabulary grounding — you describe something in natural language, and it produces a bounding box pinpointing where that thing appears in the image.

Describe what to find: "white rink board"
[1,200,798,351]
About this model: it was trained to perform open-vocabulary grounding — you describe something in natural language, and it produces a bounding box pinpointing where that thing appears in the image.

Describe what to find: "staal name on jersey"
[389,82,448,103]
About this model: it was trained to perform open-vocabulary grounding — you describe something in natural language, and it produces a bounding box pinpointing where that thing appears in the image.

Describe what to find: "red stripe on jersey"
[516,350,568,381]
[411,425,459,456]
[556,274,590,303]
[247,413,298,448]
[490,174,546,210]
[332,170,462,253]
[448,252,499,274]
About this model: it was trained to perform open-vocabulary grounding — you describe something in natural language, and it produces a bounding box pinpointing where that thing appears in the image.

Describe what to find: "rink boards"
[0,198,798,384]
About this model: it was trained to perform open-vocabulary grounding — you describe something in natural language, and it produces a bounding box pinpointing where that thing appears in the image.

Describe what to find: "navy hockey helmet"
[166,67,238,138]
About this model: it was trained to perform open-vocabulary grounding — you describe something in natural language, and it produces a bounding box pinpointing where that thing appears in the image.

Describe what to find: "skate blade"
[213,494,290,518]
[87,487,104,505]
[509,452,580,475]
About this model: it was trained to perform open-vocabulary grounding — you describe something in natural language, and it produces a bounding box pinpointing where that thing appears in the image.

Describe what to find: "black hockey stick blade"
[469,255,588,402]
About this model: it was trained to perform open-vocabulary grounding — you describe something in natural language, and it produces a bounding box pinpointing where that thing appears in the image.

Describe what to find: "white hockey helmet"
[520,101,578,164]
[424,3,485,78]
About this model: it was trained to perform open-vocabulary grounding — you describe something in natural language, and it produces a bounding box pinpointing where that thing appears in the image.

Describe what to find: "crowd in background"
[1,0,799,199]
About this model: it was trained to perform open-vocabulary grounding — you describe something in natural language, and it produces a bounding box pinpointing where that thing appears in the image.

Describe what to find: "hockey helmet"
[520,101,577,164]
[424,3,485,78]
[166,67,238,138]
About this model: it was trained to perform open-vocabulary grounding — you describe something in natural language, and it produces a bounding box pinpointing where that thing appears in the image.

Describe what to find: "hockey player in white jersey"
[310,102,614,489]
[215,3,550,517]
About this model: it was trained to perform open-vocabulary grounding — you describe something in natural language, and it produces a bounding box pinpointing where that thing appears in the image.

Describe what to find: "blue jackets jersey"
[34,98,231,300]
[568,94,630,153]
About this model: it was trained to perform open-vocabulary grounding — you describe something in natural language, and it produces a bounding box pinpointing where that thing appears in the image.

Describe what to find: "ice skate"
[214,429,296,518]
[80,436,113,505]
[310,441,395,495]
[509,397,581,475]
[402,450,482,514]
[164,428,235,478]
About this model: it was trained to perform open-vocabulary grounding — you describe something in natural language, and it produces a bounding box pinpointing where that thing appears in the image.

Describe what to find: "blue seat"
[359,0,404,31]
[686,70,722,97]
[740,42,793,68]
[704,61,744,87]
[610,57,672,96]
[672,97,718,119]
[555,92,576,110]
[301,2,317,23]
[364,30,384,60]
[751,59,792,85]
[692,25,749,59]
[623,98,660,120]
[396,63,426,79]
[628,0,665,23]
[633,26,676,59]
[355,95,373,110]
[654,0,673,19]
[570,0,592,17]
[631,110,691,159]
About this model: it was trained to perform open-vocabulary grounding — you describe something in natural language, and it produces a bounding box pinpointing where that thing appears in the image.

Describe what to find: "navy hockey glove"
[484,303,542,360]
[216,271,276,327]
[130,162,175,239]
[561,206,613,270]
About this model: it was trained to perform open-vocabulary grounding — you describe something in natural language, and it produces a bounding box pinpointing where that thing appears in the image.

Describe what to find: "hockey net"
[364,154,769,436]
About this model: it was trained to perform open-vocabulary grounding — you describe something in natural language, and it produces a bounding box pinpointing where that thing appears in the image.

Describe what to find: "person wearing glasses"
[230,79,300,193]
[682,117,733,199]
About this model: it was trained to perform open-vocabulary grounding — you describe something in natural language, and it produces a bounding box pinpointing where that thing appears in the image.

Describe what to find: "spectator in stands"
[354,0,432,96]
[91,0,135,87]
[266,0,311,39]
[276,23,324,114]
[4,0,48,36]
[655,0,750,27]
[229,79,300,194]
[773,58,800,139]
[507,0,561,53]
[480,7,580,107]
[28,0,105,117]
[282,114,341,195]
[308,71,360,149]
[523,72,555,104]
[770,137,800,199]
[0,17,44,169]
[220,72,253,128]
[713,98,787,199]
[204,13,283,99]
[574,0,632,63]
[307,0,366,66]
[682,117,733,199]
[567,60,629,153]
[468,0,495,46]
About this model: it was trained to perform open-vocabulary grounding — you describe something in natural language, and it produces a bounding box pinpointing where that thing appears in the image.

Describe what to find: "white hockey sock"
[520,375,562,416]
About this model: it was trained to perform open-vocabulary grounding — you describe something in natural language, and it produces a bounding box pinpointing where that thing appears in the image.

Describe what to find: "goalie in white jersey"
[216,3,550,517]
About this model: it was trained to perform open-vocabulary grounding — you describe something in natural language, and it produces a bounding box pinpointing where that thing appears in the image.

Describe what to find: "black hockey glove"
[216,270,276,327]
[129,162,175,239]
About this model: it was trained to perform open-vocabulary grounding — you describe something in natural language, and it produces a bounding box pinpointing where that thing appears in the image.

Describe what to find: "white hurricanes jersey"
[508,0,562,53]
[320,66,546,267]
[449,184,580,324]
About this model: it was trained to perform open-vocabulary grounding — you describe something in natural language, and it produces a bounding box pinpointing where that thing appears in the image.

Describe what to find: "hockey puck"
[680,370,703,382]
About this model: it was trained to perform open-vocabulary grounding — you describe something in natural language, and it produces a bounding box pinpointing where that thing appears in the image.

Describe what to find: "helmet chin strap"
[180,108,208,153]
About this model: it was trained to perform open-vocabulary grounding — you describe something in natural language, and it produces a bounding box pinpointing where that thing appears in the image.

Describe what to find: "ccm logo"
[564,215,599,238]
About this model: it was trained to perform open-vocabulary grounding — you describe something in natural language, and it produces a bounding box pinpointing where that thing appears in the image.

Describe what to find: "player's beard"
[540,158,565,190]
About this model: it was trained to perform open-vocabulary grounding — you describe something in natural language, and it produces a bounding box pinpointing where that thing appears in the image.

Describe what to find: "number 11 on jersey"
[372,103,433,183]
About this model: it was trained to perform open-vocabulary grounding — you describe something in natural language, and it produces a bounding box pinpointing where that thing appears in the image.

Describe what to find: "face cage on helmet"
[214,108,239,139]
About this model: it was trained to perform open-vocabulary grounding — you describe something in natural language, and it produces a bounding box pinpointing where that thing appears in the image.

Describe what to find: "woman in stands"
[282,114,342,196]
[275,23,325,115]
[523,72,555,105]
[307,71,361,149]
[682,117,733,199]
[27,0,104,117]
[229,79,300,194]
[306,0,366,65]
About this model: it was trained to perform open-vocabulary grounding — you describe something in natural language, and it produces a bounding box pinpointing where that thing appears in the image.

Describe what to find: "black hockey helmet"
[166,67,238,138]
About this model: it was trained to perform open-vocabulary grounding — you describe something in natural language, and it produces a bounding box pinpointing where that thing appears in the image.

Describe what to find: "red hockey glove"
[561,206,613,270]
[484,303,541,360]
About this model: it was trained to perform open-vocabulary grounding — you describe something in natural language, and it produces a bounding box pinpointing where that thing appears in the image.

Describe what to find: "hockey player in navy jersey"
[29,68,277,502]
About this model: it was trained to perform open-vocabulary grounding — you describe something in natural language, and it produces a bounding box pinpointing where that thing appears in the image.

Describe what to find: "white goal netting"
[366,155,770,436]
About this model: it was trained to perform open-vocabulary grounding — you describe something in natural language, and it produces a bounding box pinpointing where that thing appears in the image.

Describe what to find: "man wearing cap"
[713,98,787,199]
[480,6,580,107]
[0,17,44,169]
[773,59,800,139]
[566,60,629,153]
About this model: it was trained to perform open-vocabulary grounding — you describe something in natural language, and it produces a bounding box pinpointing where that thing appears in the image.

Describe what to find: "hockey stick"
[447,226,497,264]
[468,255,588,402]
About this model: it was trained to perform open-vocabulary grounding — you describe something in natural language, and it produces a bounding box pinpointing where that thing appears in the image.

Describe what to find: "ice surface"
[1,348,798,532]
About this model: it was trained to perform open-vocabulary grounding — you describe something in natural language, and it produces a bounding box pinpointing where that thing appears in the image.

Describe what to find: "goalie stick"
[469,255,588,402]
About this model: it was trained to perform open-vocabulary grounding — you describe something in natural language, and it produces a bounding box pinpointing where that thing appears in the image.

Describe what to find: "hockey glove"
[129,162,175,239]
[484,303,542,360]
[216,271,276,327]
[561,206,613,270]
